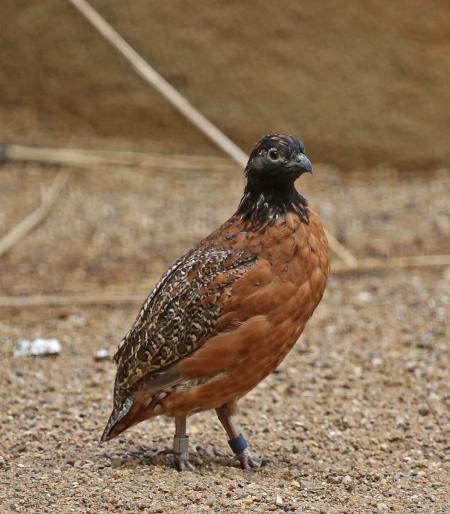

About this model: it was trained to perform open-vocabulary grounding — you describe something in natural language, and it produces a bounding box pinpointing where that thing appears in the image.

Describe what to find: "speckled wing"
[112,248,258,401]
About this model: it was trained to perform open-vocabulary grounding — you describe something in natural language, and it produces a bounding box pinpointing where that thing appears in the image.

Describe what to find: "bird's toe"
[237,448,261,470]
[175,453,196,472]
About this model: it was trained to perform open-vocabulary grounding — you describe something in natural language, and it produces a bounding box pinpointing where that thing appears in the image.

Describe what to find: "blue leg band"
[228,434,248,455]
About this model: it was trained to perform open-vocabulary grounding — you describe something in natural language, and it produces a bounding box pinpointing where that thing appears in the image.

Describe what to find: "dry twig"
[0,253,448,308]
[68,0,247,165]
[3,144,234,172]
[67,0,358,268]
[0,170,70,258]
[0,292,144,307]
[332,254,450,274]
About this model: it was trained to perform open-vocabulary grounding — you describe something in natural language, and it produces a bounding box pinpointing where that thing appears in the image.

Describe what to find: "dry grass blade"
[333,254,450,274]
[324,230,358,268]
[1,252,449,308]
[67,0,358,267]
[68,0,247,166]
[0,170,70,258]
[0,293,144,307]
[5,144,235,172]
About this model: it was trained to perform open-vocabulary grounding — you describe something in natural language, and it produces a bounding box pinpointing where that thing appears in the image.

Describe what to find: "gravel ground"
[0,162,449,513]
[2,5,449,510]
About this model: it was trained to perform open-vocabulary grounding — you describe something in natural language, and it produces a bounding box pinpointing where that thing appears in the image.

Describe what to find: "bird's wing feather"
[112,247,258,401]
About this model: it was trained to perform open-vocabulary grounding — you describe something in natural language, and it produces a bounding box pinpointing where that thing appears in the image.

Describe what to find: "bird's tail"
[101,364,183,442]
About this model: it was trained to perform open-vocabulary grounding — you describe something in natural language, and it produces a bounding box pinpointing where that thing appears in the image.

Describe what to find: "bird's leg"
[216,403,260,470]
[173,416,195,471]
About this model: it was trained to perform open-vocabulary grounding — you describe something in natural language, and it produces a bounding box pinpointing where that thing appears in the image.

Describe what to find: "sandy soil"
[0,161,449,513]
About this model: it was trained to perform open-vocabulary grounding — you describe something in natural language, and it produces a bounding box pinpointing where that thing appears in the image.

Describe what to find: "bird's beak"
[288,153,313,175]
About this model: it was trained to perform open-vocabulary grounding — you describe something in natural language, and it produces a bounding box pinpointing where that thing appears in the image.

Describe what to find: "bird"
[101,133,329,471]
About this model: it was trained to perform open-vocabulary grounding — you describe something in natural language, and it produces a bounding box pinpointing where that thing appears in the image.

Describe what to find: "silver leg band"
[173,435,189,454]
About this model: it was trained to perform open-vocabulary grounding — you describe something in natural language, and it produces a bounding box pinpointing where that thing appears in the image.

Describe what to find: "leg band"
[228,434,248,455]
[173,435,189,454]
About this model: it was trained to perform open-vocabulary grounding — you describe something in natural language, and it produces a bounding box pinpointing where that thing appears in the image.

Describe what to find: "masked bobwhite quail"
[101,134,329,471]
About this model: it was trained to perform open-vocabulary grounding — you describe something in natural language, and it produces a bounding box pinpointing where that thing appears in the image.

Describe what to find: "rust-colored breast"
[162,210,329,416]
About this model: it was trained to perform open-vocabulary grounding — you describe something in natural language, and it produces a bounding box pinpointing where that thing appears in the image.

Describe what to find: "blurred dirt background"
[1,0,450,170]
[0,1,449,513]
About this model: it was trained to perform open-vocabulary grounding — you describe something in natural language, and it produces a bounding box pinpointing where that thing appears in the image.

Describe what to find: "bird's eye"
[268,148,279,161]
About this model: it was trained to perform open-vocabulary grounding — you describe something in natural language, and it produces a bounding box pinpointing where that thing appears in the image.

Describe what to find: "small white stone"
[352,365,363,378]
[14,338,61,358]
[94,348,110,361]
[326,325,336,334]
[356,291,372,302]
[371,357,384,367]
[275,493,283,507]
[342,475,353,486]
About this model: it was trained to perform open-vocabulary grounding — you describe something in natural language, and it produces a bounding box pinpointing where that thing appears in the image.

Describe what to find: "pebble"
[371,357,383,367]
[428,392,440,402]
[342,475,353,489]
[405,361,417,371]
[94,348,110,361]
[418,405,430,416]
[110,457,122,469]
[68,314,86,327]
[352,365,363,378]
[327,475,342,484]
[416,339,433,349]
[14,338,61,357]
[275,493,283,507]
[356,291,372,302]
[395,416,409,429]
[300,480,315,490]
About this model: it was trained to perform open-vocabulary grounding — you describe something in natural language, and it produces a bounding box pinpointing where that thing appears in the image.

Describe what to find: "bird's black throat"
[237,180,309,229]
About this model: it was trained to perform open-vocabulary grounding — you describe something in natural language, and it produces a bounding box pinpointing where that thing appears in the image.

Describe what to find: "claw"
[175,452,196,472]
[237,448,260,470]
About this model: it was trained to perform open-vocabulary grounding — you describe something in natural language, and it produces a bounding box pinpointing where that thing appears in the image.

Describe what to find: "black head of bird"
[239,134,312,226]
[245,134,313,188]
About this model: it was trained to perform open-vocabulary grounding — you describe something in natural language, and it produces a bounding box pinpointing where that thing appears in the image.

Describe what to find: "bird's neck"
[236,181,309,228]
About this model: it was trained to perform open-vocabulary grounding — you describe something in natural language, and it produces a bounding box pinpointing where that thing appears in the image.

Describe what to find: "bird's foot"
[227,433,260,470]
[236,448,260,470]
[174,451,196,472]
[153,448,195,471]
[173,435,195,471]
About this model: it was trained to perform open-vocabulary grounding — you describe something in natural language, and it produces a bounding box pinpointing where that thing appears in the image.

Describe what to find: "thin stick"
[0,170,70,258]
[4,144,234,172]
[0,293,144,307]
[332,254,450,274]
[68,0,247,166]
[325,231,358,268]
[67,0,358,267]
[0,253,448,307]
